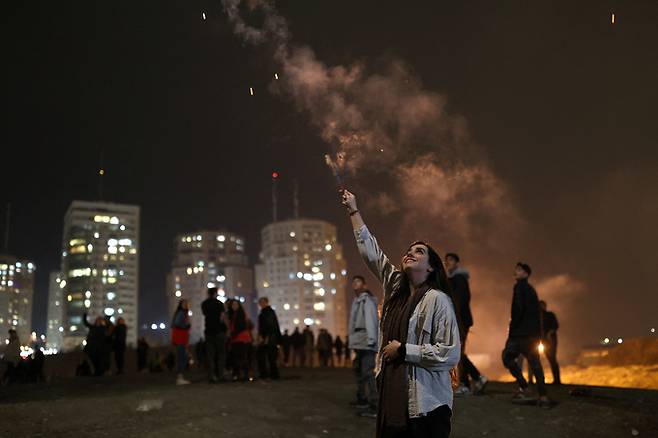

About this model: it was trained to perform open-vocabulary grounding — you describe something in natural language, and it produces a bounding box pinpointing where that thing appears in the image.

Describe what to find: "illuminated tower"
[0,254,35,344]
[60,201,140,350]
[256,219,348,337]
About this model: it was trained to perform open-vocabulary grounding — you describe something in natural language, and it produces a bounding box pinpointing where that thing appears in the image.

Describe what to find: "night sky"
[4,1,657,364]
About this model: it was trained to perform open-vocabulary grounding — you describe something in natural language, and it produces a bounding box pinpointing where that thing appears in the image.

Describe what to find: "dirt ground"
[1,368,656,438]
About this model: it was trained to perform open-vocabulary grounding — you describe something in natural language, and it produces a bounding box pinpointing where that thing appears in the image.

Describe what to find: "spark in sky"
[249,87,254,96]
[202,12,206,20]
[611,12,615,24]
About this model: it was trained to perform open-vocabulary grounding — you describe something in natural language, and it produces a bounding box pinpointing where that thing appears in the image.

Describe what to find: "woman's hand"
[383,340,401,361]
[341,190,358,213]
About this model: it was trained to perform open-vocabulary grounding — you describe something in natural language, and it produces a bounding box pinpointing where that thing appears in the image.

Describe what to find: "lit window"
[289,231,296,238]
[94,232,100,238]
[330,273,336,280]
[85,291,92,298]
[293,318,300,325]
[119,239,132,246]
[159,323,166,329]
[151,323,158,330]
[325,244,332,251]
[283,303,290,310]
[341,269,347,276]
[207,282,215,288]
[107,292,116,300]
[104,308,115,316]
[312,267,320,273]
[108,239,118,247]
[110,217,119,225]
[313,302,325,311]
[175,290,182,297]
[120,225,126,231]
[84,300,91,308]
[303,318,314,325]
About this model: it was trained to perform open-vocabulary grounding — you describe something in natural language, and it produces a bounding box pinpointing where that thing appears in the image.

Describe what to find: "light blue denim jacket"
[354,225,461,417]
[348,292,379,351]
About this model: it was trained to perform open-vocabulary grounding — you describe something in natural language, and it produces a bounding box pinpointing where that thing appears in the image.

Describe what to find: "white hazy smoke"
[222,0,585,369]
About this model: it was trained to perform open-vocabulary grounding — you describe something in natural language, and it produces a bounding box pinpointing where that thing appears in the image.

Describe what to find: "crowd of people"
[0,329,45,385]
[75,313,128,377]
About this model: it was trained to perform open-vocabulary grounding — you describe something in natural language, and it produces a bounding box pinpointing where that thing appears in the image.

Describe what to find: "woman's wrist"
[348,209,359,216]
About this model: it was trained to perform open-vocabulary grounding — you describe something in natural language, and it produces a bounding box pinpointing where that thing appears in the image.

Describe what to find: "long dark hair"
[171,299,187,325]
[383,241,458,321]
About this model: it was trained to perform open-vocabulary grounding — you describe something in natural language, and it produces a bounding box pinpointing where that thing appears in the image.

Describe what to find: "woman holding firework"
[341,189,461,438]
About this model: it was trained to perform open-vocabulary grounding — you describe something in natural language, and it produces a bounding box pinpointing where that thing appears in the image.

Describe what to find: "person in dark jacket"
[83,313,107,376]
[303,326,315,367]
[501,263,549,407]
[281,329,291,366]
[202,287,228,383]
[257,297,281,379]
[227,299,251,381]
[445,253,487,395]
[137,336,149,372]
[334,335,344,367]
[317,329,333,367]
[291,327,304,367]
[113,317,127,374]
[540,300,561,385]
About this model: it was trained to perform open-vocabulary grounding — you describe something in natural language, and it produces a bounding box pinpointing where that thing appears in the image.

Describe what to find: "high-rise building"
[46,271,64,350]
[60,201,140,350]
[167,230,253,343]
[255,219,348,337]
[0,254,35,344]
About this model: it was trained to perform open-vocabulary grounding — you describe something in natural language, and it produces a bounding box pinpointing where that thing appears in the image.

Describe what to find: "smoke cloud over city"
[221,0,619,369]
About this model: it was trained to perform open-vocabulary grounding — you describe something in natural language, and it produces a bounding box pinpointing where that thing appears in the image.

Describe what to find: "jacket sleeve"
[405,295,461,371]
[509,284,523,331]
[364,298,379,348]
[354,225,398,297]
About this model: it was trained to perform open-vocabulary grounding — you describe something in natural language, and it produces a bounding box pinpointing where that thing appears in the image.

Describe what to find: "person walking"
[257,297,281,380]
[112,317,127,374]
[342,189,461,438]
[347,275,379,417]
[501,263,550,407]
[171,299,191,385]
[303,325,315,367]
[82,313,107,376]
[202,287,228,383]
[444,253,487,395]
[540,300,561,385]
[228,299,251,381]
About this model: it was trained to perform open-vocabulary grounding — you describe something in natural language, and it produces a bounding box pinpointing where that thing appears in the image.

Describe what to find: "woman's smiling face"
[402,243,432,274]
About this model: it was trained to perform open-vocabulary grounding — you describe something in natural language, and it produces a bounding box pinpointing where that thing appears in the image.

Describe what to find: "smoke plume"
[222,0,585,370]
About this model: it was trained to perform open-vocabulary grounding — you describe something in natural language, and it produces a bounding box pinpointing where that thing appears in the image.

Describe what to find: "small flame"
[538,342,545,354]
[611,13,615,24]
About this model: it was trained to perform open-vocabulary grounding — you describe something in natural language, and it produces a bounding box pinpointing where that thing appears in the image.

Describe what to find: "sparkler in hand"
[324,152,346,192]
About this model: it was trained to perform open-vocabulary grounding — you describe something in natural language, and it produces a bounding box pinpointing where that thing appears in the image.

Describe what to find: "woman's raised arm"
[341,190,398,295]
